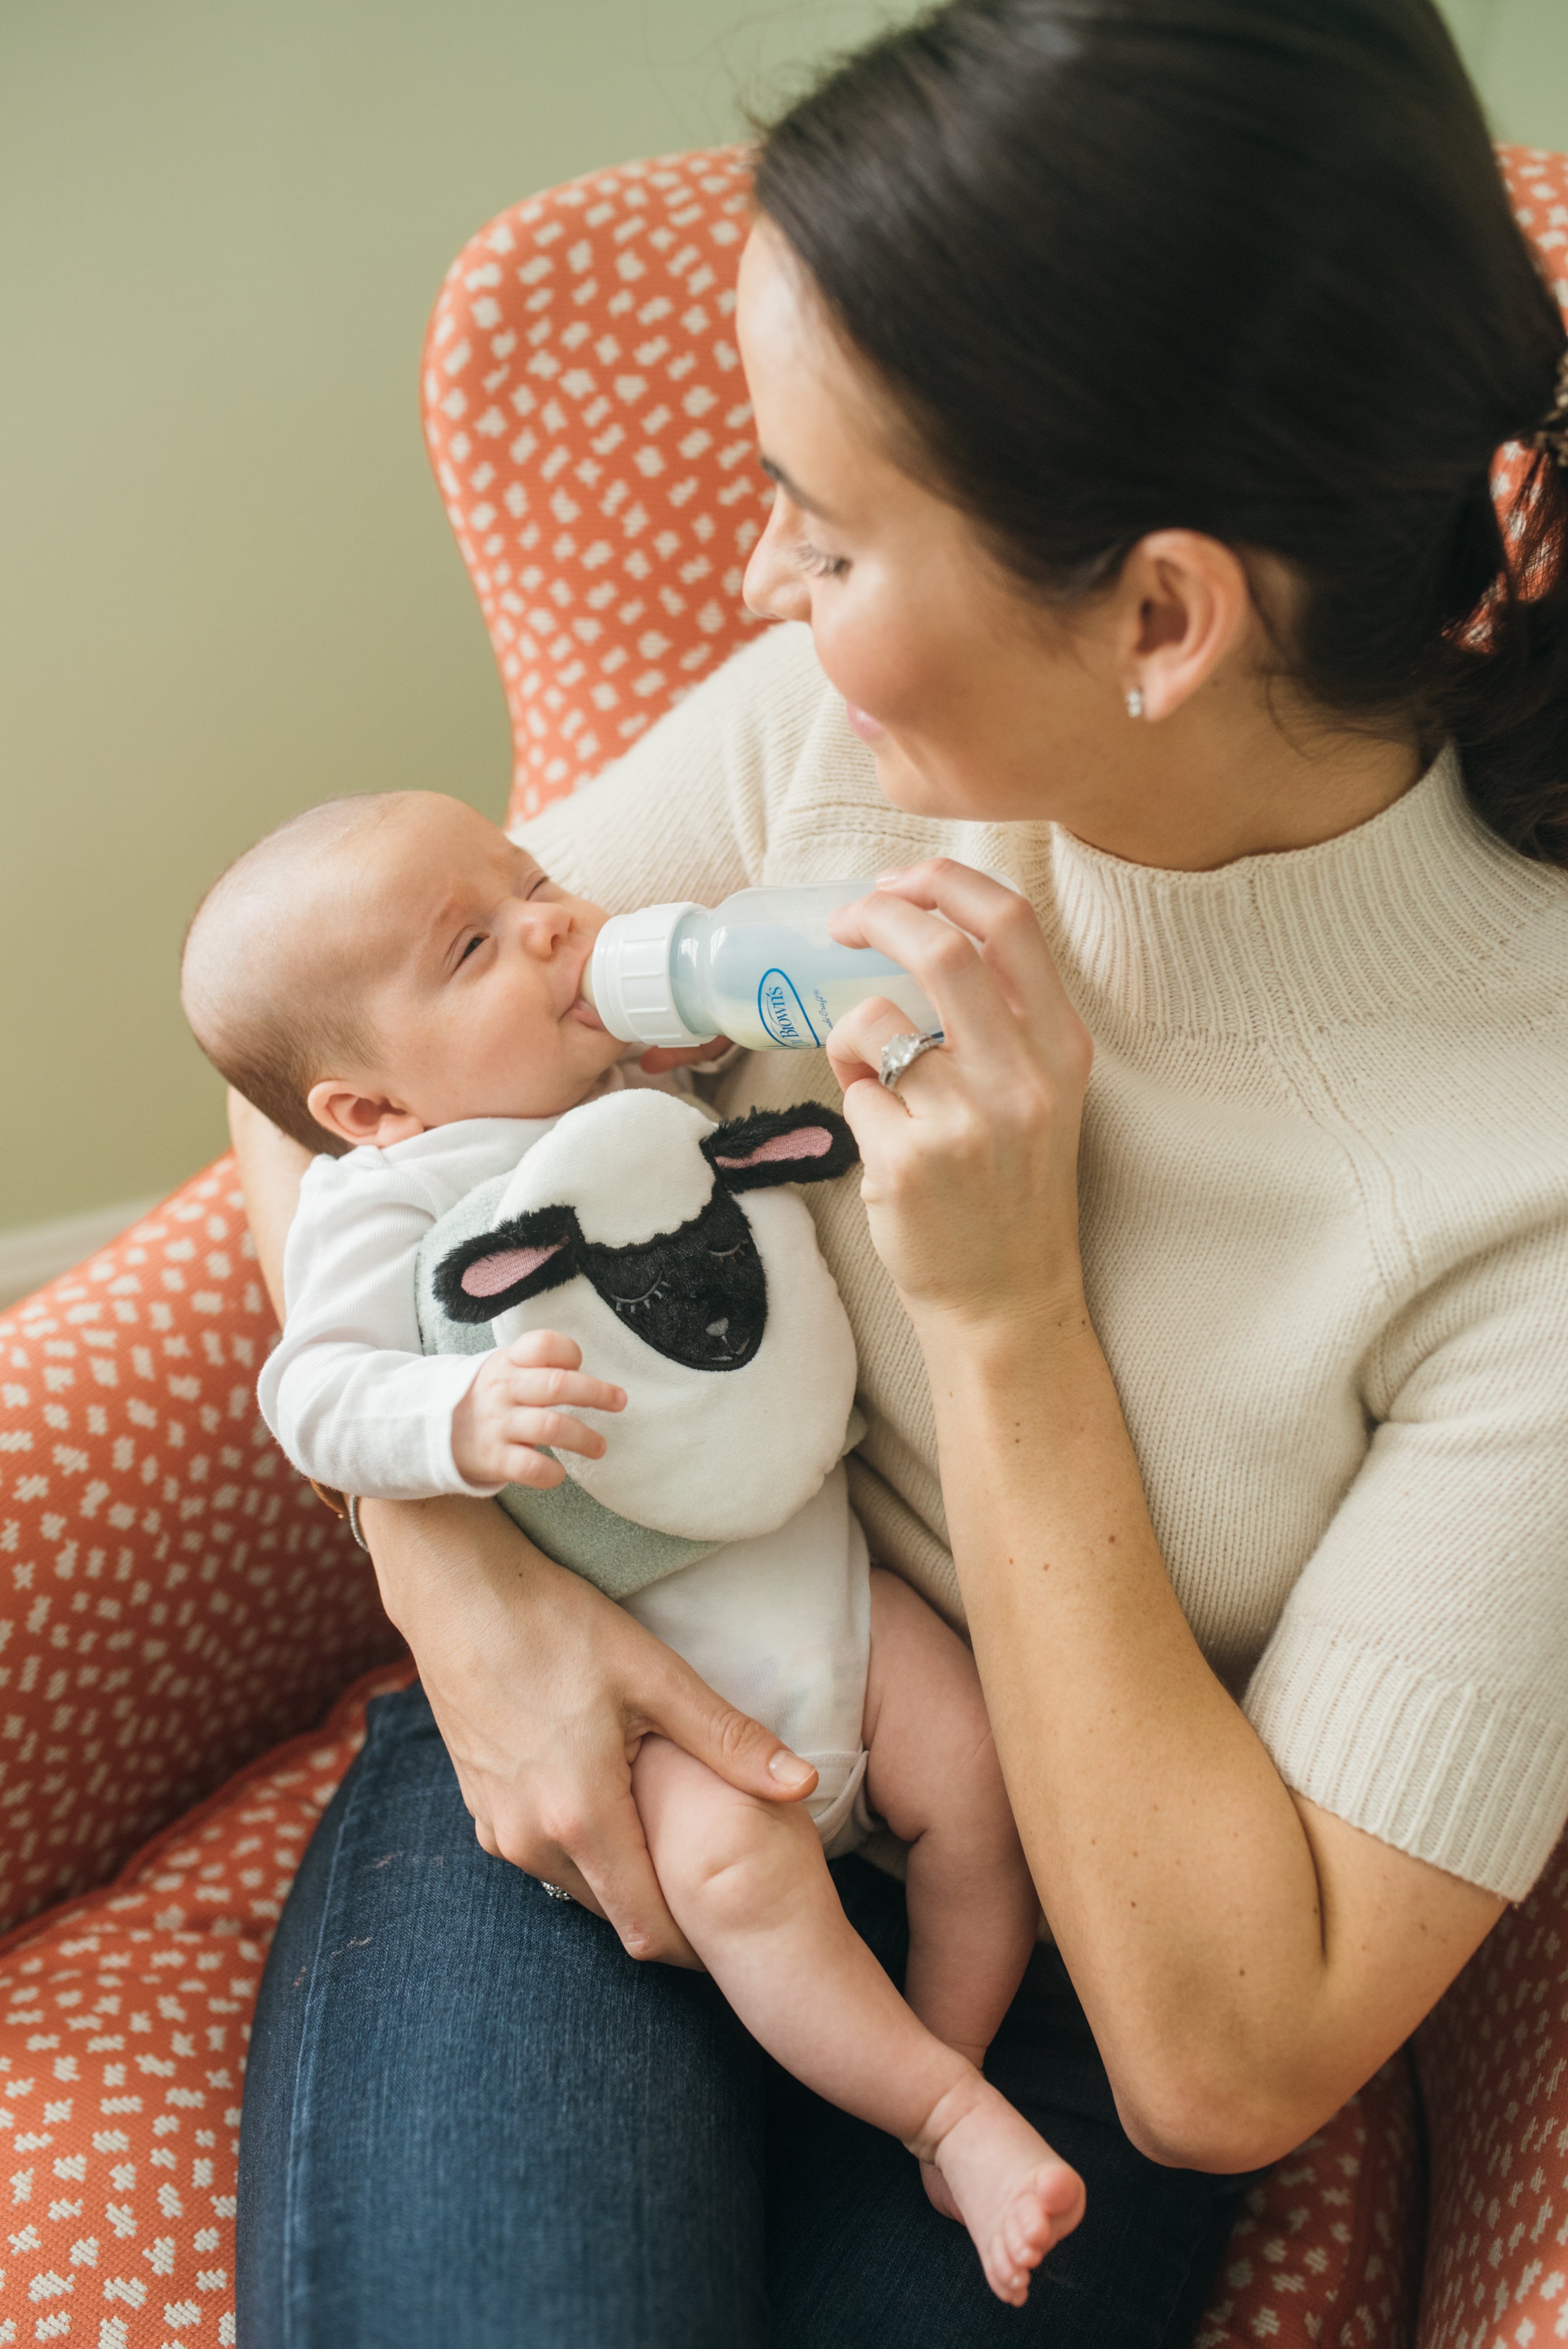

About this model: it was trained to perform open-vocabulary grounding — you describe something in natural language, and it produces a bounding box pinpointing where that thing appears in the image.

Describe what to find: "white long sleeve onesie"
[258,1090,872,1851]
[259,1118,547,1502]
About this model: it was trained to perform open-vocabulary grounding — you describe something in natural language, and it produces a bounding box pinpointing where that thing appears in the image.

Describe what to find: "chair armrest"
[0,1155,402,1937]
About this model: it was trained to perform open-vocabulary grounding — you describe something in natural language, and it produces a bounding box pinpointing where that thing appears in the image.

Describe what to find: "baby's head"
[181,791,623,1155]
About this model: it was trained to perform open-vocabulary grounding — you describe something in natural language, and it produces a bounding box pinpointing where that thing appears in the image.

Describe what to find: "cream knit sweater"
[522,620,1568,1901]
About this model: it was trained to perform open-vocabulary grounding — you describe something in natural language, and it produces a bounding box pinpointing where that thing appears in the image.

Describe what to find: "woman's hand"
[360,1492,819,1966]
[825,861,1093,1328]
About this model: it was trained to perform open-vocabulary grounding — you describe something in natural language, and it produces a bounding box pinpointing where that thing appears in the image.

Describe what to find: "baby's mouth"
[562,931,606,1028]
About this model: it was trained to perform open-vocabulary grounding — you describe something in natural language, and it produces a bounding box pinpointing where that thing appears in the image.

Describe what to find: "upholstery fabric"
[3,137,1567,2349]
[419,144,768,826]
[0,1660,413,2347]
[0,1163,397,1943]
[1413,1837,1568,2349]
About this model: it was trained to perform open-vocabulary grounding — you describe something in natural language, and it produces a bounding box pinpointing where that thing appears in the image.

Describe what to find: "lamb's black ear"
[703,1104,859,1192]
[433,1206,581,1325]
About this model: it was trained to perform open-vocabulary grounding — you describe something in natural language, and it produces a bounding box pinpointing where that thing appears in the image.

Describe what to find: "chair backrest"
[420,144,769,830]
[422,144,1568,837]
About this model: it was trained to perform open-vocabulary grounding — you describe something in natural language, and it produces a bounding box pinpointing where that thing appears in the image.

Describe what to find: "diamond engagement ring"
[540,1880,574,1903]
[879,1031,943,1092]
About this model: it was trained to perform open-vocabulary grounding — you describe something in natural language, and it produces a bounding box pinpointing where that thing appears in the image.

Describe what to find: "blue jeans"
[238,1682,1251,2346]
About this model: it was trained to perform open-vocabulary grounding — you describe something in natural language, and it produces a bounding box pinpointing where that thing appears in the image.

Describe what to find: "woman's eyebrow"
[758,454,842,525]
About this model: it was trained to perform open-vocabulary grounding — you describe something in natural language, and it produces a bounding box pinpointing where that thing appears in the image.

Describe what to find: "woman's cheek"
[812,607,926,741]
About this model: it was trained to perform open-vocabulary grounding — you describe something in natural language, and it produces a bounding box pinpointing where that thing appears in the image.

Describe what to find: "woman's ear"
[305,1079,426,1152]
[1119,531,1259,723]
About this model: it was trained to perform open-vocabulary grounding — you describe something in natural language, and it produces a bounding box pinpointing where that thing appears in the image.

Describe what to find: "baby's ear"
[305,1079,424,1153]
[433,1206,581,1324]
[704,1105,859,1192]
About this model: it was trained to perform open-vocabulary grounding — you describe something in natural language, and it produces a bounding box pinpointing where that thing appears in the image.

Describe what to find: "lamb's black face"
[432,1101,861,1372]
[582,1191,766,1371]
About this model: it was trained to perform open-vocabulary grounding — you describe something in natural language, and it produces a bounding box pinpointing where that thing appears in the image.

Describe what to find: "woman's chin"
[870,738,949,816]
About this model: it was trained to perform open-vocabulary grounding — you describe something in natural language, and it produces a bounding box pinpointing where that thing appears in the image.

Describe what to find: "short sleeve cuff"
[1244,1620,1568,1901]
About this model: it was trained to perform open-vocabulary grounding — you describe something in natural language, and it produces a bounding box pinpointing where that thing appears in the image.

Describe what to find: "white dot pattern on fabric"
[1413,1835,1568,2349]
[419,146,770,825]
[1196,2055,1424,2349]
[0,1165,396,1944]
[0,1663,410,2348]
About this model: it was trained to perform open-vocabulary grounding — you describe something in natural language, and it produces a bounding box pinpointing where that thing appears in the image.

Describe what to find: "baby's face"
[338,795,623,1129]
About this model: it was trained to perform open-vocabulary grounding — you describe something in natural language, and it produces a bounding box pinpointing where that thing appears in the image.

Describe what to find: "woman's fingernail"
[769,1751,816,1789]
[874,869,909,884]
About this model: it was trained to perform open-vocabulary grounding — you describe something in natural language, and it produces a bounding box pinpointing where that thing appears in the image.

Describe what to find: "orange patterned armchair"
[2,144,1566,2349]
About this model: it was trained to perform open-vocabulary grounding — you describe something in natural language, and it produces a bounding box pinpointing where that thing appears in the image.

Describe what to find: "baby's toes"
[985,2245,1032,2308]
[1004,2165,1083,2269]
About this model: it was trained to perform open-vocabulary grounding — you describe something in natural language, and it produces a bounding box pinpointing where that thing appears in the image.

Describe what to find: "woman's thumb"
[656,1677,819,1803]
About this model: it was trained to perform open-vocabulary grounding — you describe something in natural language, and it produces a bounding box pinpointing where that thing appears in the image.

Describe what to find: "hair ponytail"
[1440,449,1568,864]
[754,0,1568,869]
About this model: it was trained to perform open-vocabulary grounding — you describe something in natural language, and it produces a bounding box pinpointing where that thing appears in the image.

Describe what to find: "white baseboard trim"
[0,1196,163,1313]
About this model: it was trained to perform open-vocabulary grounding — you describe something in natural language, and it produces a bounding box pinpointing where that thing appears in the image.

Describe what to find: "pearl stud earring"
[1125,688,1145,719]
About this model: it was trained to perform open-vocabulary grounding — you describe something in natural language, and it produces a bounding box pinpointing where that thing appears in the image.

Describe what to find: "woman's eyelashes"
[798,540,848,579]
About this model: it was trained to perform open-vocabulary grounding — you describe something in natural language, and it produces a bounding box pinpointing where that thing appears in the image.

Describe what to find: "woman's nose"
[743,506,809,625]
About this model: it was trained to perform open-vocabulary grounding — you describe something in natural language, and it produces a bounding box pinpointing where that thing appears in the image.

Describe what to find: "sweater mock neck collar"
[1027,746,1560,1038]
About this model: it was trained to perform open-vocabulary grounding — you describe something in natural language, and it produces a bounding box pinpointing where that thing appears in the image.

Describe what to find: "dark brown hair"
[754,0,1568,864]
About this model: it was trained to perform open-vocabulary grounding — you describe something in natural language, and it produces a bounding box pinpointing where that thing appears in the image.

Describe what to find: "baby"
[181,788,1085,2305]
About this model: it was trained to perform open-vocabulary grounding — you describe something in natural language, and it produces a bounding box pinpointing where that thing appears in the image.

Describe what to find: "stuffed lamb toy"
[414,1088,865,1600]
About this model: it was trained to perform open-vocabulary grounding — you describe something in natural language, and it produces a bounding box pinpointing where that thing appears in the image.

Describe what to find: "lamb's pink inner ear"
[460,1241,564,1298]
[714,1126,833,1170]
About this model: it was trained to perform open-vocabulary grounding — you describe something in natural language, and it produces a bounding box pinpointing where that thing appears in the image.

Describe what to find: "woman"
[234,1,1568,2340]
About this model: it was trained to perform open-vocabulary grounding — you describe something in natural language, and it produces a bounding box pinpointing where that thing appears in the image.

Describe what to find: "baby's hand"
[451,1330,625,1491]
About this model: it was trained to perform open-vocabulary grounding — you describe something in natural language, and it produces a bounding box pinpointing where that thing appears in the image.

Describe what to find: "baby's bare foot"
[911,2075,1085,2306]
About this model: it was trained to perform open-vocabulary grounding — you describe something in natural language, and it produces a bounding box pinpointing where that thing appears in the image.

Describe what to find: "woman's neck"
[1065,694,1427,874]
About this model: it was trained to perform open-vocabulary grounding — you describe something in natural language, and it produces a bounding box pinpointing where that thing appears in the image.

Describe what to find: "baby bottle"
[581,881,941,1052]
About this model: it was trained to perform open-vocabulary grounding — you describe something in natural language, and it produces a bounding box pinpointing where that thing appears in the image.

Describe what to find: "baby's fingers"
[506,1367,626,1416]
[502,1328,584,1372]
[495,1444,569,1490]
[504,1406,610,1462]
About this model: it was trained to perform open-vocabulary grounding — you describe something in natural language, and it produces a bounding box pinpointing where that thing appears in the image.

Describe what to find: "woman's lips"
[844,701,887,745]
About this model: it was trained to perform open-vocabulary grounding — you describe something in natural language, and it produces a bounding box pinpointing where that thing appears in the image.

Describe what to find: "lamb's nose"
[706,1318,729,1338]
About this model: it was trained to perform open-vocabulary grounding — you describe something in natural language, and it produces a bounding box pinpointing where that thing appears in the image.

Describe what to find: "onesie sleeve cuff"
[425,1352,508,1499]
[1244,1620,1568,1901]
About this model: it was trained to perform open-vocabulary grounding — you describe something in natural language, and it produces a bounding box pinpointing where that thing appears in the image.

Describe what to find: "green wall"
[0,0,907,1233]
[1450,0,1568,149]
[1,1,1564,1234]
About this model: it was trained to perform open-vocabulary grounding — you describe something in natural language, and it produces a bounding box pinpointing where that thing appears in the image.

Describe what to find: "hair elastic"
[1533,348,1568,467]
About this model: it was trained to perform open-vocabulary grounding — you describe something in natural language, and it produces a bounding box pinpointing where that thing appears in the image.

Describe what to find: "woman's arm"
[228,1086,819,1961]
[825,869,1505,2173]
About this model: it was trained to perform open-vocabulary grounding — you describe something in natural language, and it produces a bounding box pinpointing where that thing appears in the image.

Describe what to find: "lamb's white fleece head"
[436,1088,860,1544]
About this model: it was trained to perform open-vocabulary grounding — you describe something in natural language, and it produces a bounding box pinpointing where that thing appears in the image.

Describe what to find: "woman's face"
[736,216,1134,832]
[736,216,1419,865]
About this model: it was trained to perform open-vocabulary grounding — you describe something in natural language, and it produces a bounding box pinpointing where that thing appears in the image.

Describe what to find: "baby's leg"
[634,1736,1083,2306]
[863,1568,1044,2068]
